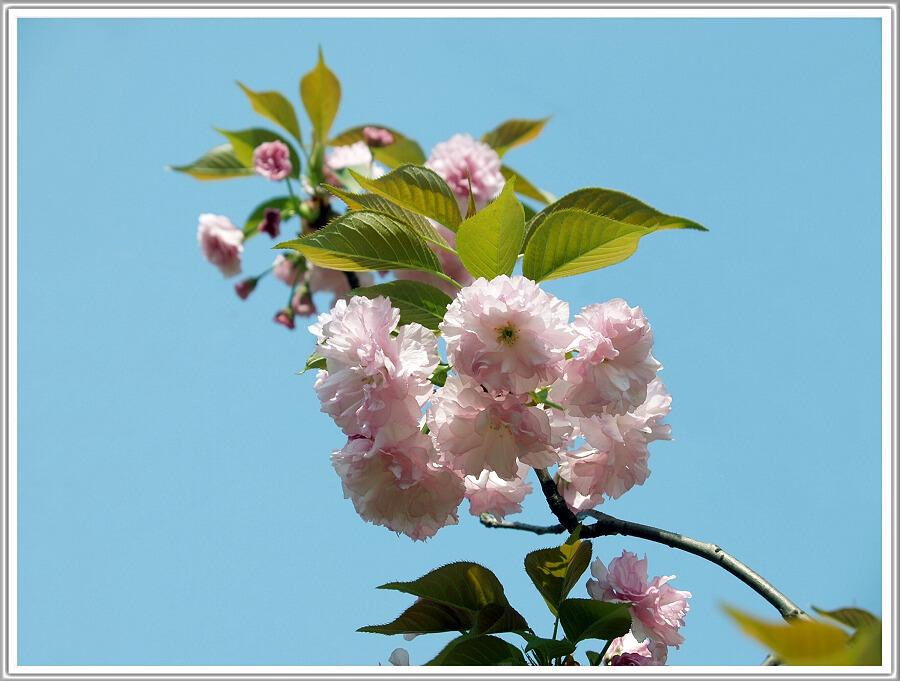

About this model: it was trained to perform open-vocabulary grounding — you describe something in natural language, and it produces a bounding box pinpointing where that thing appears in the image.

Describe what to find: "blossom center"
[497,323,518,346]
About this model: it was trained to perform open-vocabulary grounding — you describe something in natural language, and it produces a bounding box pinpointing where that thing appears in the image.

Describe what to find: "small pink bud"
[363,126,394,147]
[291,288,317,317]
[234,278,257,300]
[274,308,295,330]
[253,141,292,181]
[259,208,282,238]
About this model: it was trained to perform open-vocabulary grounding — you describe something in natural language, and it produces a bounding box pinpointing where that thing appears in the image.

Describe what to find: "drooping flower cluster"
[588,551,691,651]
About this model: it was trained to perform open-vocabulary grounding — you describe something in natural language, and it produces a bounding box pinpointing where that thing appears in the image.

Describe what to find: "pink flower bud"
[253,141,292,181]
[259,207,282,238]
[234,278,257,300]
[273,308,295,330]
[291,287,317,317]
[363,126,394,147]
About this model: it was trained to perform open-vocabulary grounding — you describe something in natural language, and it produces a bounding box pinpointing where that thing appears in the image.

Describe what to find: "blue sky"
[14,14,886,667]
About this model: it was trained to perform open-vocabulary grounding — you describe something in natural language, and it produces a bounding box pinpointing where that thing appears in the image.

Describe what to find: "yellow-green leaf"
[811,605,881,632]
[300,48,341,145]
[457,176,524,279]
[558,599,632,644]
[524,531,592,617]
[236,82,302,144]
[501,165,554,205]
[328,124,410,146]
[482,117,549,157]
[351,165,462,231]
[214,127,301,178]
[165,144,254,181]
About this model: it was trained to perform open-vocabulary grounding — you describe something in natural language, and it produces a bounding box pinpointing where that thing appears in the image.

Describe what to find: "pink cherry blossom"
[273,254,304,287]
[273,308,295,330]
[363,126,395,147]
[330,424,464,541]
[425,133,504,214]
[440,275,575,395]
[427,375,567,480]
[253,141,292,181]
[291,287,316,317]
[462,461,533,520]
[311,296,439,437]
[552,299,662,416]
[325,141,386,180]
[603,632,668,666]
[197,213,243,278]
[588,551,691,648]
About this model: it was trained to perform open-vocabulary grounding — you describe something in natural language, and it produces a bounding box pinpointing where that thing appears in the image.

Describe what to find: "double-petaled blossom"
[440,275,576,395]
[425,133,504,214]
[461,461,533,520]
[363,126,394,147]
[325,141,386,181]
[427,374,569,480]
[311,296,439,438]
[603,632,668,666]
[558,378,672,511]
[197,213,243,277]
[552,299,662,416]
[587,551,691,648]
[253,141,292,181]
[330,424,465,541]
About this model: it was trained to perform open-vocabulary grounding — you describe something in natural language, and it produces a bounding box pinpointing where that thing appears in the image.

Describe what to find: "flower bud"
[363,126,394,147]
[234,277,257,300]
[273,307,295,330]
[259,208,282,238]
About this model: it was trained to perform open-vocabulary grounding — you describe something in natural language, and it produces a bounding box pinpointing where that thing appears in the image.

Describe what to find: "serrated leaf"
[558,599,632,644]
[298,351,326,375]
[328,124,410,146]
[166,144,254,181]
[358,598,475,636]
[457,177,524,279]
[470,603,530,636]
[516,631,577,660]
[525,187,706,246]
[324,185,450,248]
[351,165,462,231]
[214,127,301,179]
[811,606,881,632]
[425,634,527,666]
[524,535,593,617]
[301,48,341,145]
[724,606,855,665]
[482,117,549,157]
[500,165,553,204]
[242,196,296,239]
[522,209,654,282]
[372,139,427,169]
[275,211,442,274]
[236,82,302,144]
[378,562,510,613]
[351,280,452,331]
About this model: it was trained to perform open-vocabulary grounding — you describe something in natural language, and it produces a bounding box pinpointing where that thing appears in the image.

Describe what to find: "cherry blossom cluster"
[309,272,671,540]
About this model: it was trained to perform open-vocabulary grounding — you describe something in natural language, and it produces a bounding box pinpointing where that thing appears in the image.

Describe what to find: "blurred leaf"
[301,47,341,145]
[525,187,706,246]
[425,634,528,666]
[558,599,631,644]
[457,177,524,279]
[166,144,254,181]
[724,606,855,665]
[358,597,475,636]
[501,165,553,204]
[235,82,302,144]
[298,350,326,375]
[470,603,530,636]
[276,211,442,274]
[324,185,450,248]
[524,526,592,617]
[516,631,576,660]
[242,196,296,239]
[811,606,881,633]
[523,209,653,282]
[373,139,427,169]
[214,127,301,179]
[351,280,452,331]
[482,117,549,157]
[379,561,510,612]
[351,165,462,231]
[328,124,410,146]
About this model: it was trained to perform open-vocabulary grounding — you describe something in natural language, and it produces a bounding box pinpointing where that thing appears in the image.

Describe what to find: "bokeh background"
[14,15,885,667]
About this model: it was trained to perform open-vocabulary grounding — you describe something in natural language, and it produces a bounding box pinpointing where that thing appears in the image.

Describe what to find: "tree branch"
[534,468,579,531]
[479,513,566,535]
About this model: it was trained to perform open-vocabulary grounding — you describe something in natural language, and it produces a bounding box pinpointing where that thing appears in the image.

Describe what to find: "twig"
[479,513,566,535]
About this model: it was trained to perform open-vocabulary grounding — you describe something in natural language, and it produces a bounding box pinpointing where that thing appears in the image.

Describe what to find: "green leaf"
[328,124,410,146]
[300,47,341,145]
[525,186,706,247]
[236,82,302,144]
[524,533,593,617]
[275,211,442,274]
[523,209,655,282]
[372,138,427,169]
[515,631,577,660]
[298,350,326,375]
[469,603,530,636]
[166,144,254,181]
[482,117,549,157]
[457,177,524,279]
[214,128,301,179]
[378,561,510,613]
[242,196,296,239]
[324,185,450,248]
[350,280,452,331]
[430,363,450,387]
[357,598,475,636]
[811,606,881,632]
[425,634,527,666]
[350,165,462,231]
[500,165,553,204]
[558,599,632,644]
[724,606,855,665]
[585,650,603,666]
